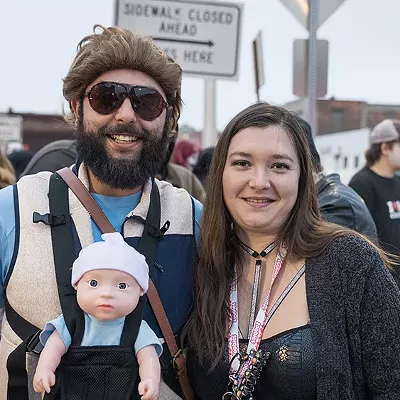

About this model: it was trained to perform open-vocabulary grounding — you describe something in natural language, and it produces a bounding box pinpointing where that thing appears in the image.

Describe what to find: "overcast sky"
[0,0,399,131]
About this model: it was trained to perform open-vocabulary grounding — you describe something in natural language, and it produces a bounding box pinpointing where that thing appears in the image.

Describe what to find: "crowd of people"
[0,24,399,400]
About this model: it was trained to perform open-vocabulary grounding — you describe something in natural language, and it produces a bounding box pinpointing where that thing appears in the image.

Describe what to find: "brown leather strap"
[57,168,115,234]
[56,167,194,400]
[147,281,194,400]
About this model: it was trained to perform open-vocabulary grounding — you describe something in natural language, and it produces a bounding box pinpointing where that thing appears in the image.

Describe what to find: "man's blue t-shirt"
[0,184,202,308]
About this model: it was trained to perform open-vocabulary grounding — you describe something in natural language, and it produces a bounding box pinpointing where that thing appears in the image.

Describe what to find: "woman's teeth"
[246,199,270,203]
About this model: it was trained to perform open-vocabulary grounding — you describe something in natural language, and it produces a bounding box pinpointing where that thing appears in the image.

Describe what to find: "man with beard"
[0,25,201,400]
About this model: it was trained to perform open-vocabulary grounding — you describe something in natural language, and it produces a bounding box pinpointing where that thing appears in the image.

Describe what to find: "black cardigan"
[306,234,400,399]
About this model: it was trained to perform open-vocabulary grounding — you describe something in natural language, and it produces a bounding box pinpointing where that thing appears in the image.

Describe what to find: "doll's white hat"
[71,232,149,293]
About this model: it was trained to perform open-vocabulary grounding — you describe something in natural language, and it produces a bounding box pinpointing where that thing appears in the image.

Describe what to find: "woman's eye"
[272,163,289,170]
[118,283,127,290]
[89,279,98,287]
[233,160,250,167]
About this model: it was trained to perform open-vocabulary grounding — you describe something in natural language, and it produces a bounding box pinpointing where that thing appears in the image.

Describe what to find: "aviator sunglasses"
[86,81,168,121]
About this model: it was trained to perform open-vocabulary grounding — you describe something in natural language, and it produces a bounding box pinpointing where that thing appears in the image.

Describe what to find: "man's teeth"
[110,134,139,143]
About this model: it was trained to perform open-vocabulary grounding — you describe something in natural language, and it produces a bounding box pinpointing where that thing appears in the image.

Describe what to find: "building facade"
[284,98,400,135]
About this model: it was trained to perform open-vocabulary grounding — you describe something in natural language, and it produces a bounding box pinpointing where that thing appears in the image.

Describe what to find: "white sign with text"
[0,115,22,143]
[115,0,242,79]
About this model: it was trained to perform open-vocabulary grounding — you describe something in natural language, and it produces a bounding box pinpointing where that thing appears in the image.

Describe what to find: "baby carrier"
[5,168,193,400]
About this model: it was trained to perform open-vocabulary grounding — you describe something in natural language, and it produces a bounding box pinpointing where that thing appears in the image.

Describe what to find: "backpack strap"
[5,298,41,400]
[57,167,194,400]
[48,172,85,345]
[5,172,83,400]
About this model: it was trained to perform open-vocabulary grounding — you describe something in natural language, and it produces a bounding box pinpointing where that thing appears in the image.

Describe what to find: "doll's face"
[75,269,142,321]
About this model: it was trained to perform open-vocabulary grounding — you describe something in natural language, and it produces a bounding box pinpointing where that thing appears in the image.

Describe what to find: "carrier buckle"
[27,330,42,355]
[172,348,184,374]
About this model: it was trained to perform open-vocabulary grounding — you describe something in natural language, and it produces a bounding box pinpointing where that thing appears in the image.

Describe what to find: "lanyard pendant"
[222,349,271,400]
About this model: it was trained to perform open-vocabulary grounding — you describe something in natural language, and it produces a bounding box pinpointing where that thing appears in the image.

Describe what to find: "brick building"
[283,98,400,135]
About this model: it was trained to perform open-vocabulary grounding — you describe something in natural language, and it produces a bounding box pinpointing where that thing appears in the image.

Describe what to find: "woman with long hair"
[183,103,400,399]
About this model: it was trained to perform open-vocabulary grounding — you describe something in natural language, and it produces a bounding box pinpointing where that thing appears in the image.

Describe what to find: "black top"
[187,324,316,400]
[349,167,400,254]
[317,173,377,240]
[349,167,400,283]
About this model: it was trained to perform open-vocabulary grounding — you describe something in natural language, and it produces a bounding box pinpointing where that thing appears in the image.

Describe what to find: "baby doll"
[33,232,162,400]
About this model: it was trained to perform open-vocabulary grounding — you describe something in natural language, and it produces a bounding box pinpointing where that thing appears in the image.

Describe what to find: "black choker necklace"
[236,238,277,259]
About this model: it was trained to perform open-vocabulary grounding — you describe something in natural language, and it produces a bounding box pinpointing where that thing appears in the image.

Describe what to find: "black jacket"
[317,173,378,240]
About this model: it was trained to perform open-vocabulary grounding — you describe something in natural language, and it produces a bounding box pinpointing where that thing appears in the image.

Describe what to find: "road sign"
[293,39,328,98]
[279,0,346,30]
[0,114,22,143]
[252,31,264,101]
[115,0,242,79]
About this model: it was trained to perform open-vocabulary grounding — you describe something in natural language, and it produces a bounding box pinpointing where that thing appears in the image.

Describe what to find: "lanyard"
[236,240,277,339]
[228,243,287,377]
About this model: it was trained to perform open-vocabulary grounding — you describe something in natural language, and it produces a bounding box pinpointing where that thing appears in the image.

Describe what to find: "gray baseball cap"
[370,119,400,144]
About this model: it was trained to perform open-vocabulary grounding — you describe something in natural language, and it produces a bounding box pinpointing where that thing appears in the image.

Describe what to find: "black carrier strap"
[137,180,164,282]
[5,300,41,400]
[49,173,85,345]
[121,181,164,345]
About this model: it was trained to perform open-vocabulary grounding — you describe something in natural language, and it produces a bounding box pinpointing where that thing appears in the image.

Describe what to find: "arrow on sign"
[152,37,215,47]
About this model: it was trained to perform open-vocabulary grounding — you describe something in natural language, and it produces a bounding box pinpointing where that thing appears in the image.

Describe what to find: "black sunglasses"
[85,81,168,121]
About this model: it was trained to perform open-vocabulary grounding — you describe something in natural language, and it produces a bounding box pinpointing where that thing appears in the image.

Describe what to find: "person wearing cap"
[349,119,400,284]
[33,232,162,399]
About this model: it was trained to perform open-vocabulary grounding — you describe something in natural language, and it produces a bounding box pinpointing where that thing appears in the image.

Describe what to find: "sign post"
[307,0,318,137]
[252,31,264,102]
[279,0,346,136]
[293,39,328,99]
[203,79,217,147]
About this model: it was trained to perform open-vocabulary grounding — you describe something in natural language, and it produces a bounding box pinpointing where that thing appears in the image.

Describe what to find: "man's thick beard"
[76,120,169,190]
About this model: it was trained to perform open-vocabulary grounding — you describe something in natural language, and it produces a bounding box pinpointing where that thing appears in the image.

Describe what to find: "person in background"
[172,139,201,170]
[6,150,34,180]
[192,147,215,190]
[0,149,16,189]
[157,133,206,203]
[349,119,400,285]
[298,118,377,240]
[184,103,400,400]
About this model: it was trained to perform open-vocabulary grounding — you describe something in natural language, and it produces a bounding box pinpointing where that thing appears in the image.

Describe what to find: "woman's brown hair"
[62,24,182,136]
[182,102,389,369]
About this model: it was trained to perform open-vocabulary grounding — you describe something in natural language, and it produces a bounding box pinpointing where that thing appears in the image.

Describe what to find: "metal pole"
[307,0,318,136]
[253,40,260,102]
[203,79,218,147]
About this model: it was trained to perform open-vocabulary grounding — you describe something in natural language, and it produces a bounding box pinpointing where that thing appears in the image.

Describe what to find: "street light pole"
[306,0,318,136]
